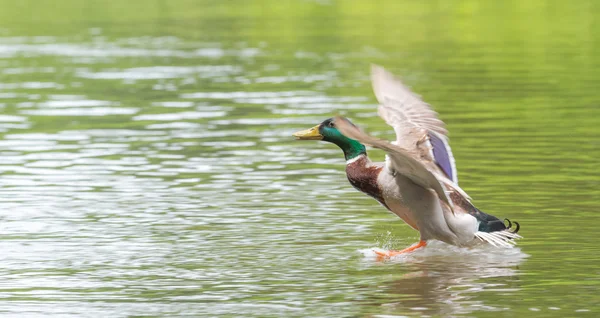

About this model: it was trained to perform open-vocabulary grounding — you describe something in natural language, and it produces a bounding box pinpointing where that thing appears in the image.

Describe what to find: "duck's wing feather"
[372,64,447,137]
[335,116,453,211]
[427,131,458,184]
[371,64,458,184]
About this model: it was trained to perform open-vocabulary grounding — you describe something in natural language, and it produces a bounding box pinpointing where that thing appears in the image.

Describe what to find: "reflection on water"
[361,243,527,316]
[0,0,599,317]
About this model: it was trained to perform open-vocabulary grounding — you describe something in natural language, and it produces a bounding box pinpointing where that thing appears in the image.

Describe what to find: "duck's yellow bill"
[293,125,323,140]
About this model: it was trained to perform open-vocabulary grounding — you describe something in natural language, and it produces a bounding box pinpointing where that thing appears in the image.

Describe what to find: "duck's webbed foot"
[374,240,427,259]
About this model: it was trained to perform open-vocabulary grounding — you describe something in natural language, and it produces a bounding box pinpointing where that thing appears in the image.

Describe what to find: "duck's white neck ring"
[346,154,366,165]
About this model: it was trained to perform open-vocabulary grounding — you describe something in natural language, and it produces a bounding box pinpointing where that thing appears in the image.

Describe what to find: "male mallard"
[293,65,521,257]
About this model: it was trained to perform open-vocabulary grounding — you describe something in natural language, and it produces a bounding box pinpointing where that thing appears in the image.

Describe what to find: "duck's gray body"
[337,65,521,248]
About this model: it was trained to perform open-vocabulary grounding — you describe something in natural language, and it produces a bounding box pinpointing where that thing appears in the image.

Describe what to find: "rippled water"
[0,1,599,317]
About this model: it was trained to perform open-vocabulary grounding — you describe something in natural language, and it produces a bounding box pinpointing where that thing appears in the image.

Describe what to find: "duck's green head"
[293,117,366,160]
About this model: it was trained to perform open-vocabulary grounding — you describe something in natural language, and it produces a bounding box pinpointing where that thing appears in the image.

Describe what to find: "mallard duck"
[293,65,521,257]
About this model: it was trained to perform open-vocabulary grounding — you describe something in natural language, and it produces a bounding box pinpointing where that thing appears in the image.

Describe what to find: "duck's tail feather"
[475,218,522,248]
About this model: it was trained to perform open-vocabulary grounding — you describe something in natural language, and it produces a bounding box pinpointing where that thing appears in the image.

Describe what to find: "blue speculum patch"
[428,132,455,182]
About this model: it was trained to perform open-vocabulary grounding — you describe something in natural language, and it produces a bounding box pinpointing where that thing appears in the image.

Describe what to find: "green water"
[0,1,598,317]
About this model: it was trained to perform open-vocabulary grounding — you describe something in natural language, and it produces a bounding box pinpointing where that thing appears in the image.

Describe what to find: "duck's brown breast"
[345,156,386,206]
[346,156,421,231]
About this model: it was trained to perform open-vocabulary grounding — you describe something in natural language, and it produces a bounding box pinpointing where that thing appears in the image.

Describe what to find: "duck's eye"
[328,121,335,128]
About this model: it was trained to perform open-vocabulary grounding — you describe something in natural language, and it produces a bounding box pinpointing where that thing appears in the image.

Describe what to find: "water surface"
[0,1,598,317]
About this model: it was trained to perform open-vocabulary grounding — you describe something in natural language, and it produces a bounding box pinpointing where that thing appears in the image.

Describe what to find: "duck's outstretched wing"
[371,64,458,184]
[335,116,453,211]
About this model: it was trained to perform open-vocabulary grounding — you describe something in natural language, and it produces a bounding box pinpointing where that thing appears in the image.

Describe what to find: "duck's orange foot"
[373,240,427,258]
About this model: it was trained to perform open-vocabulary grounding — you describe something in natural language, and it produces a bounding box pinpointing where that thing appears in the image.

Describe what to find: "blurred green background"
[0,1,598,317]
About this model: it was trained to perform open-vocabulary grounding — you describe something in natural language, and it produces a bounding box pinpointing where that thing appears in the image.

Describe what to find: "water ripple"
[0,8,598,316]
